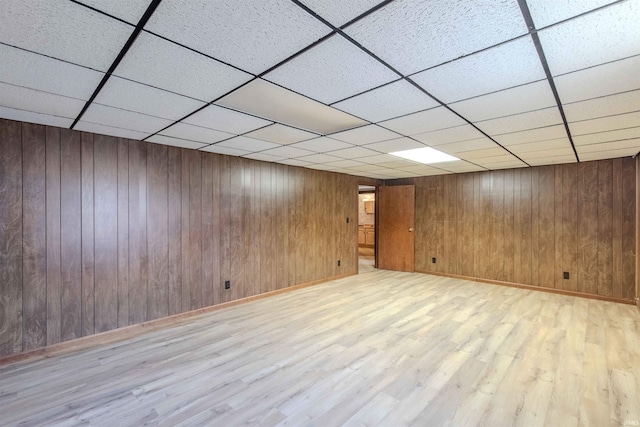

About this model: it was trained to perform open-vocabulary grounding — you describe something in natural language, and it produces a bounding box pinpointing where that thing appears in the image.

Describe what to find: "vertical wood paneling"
[538,165,555,288]
[460,174,474,277]
[244,160,258,297]
[597,160,613,297]
[128,140,147,325]
[201,152,215,307]
[612,158,623,299]
[80,133,95,336]
[116,139,129,328]
[562,163,578,292]
[147,143,169,320]
[519,169,532,285]
[189,151,203,309]
[229,156,243,301]
[553,165,563,289]
[93,135,118,332]
[491,171,505,281]
[530,167,540,287]
[275,164,286,289]
[167,147,182,314]
[0,120,23,357]
[22,123,47,350]
[45,126,61,345]
[503,169,515,283]
[181,149,191,309]
[621,157,636,300]
[578,162,598,295]
[60,129,82,341]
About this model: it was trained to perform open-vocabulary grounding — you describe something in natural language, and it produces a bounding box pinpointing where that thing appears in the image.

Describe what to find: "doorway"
[358,185,376,273]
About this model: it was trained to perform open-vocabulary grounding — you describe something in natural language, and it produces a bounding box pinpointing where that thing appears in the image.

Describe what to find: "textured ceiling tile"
[217,136,280,152]
[450,80,556,122]
[526,0,618,28]
[325,159,367,168]
[333,80,438,122]
[412,125,486,146]
[0,82,85,118]
[295,153,343,163]
[538,1,640,76]
[244,124,318,145]
[345,0,527,74]
[183,105,271,134]
[216,79,366,134]
[573,127,640,146]
[290,137,353,153]
[83,103,173,133]
[243,152,286,162]
[259,145,315,159]
[0,44,104,100]
[506,138,572,153]
[474,107,562,135]
[200,144,250,156]
[298,0,384,27]
[279,158,313,167]
[357,154,398,164]
[577,146,639,161]
[95,77,205,120]
[554,55,640,104]
[329,146,381,159]
[411,36,545,103]
[265,35,398,104]
[147,134,208,149]
[432,138,500,154]
[114,32,252,102]
[577,138,640,152]
[329,125,402,145]
[563,90,640,122]
[527,155,577,166]
[160,122,234,145]
[454,147,509,159]
[364,137,425,153]
[0,106,74,128]
[76,0,151,24]
[379,107,466,136]
[493,124,567,145]
[514,146,575,158]
[146,0,331,74]
[569,111,640,136]
[0,0,133,71]
[75,122,150,140]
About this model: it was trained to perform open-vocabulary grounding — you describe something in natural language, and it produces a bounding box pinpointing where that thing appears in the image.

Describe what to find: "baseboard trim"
[0,273,354,367]
[417,270,636,306]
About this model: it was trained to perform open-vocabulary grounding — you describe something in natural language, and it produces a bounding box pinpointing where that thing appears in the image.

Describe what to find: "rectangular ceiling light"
[390,147,459,164]
[216,79,366,134]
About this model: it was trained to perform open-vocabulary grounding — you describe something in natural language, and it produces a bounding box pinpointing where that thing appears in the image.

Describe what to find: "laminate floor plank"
[1,270,639,426]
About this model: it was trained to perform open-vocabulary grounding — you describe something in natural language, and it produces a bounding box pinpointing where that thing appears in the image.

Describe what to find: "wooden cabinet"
[358,228,366,245]
[364,200,374,214]
[359,225,375,247]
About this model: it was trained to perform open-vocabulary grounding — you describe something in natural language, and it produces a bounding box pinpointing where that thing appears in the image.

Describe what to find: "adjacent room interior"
[1,0,639,425]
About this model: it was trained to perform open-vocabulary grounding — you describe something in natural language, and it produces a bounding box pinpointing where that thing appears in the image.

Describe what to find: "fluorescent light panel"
[390,147,459,164]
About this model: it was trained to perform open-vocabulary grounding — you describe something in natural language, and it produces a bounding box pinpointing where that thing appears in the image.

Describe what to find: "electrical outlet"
[563,272,570,280]
[337,260,341,267]
[225,280,230,290]
[432,257,436,263]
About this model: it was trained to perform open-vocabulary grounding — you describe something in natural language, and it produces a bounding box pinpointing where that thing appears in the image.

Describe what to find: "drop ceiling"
[1,0,638,179]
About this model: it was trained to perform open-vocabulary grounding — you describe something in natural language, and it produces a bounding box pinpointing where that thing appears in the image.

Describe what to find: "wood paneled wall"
[389,160,637,301]
[0,119,360,357]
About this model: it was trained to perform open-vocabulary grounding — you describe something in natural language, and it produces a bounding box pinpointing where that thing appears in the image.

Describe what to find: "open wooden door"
[378,185,415,272]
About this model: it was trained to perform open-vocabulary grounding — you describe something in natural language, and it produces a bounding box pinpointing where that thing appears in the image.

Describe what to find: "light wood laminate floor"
[1,270,639,426]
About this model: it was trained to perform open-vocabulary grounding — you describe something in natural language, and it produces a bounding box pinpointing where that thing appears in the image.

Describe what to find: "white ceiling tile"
[243,152,286,162]
[527,155,577,166]
[146,134,208,149]
[290,137,353,153]
[378,160,422,168]
[0,107,74,128]
[279,158,313,167]
[160,123,234,144]
[1,0,133,71]
[507,138,572,154]
[412,125,486,146]
[399,164,449,175]
[296,153,343,164]
[299,0,384,27]
[555,55,640,104]
[493,125,567,145]
[183,105,271,134]
[114,32,252,102]
[217,79,366,134]
[76,0,151,24]
[244,124,318,145]
[348,164,384,172]
[329,125,402,145]
[475,107,562,135]
[217,136,280,152]
[433,138,501,154]
[573,127,640,146]
[265,34,398,104]
[325,159,367,168]
[333,80,438,122]
[364,137,424,153]
[476,159,528,169]
[538,1,640,76]
[357,154,398,164]
[450,80,556,122]
[516,146,575,159]
[578,139,640,153]
[345,0,527,75]
[563,90,640,122]
[259,146,315,159]
[455,147,510,159]
[0,82,85,119]
[83,103,173,133]
[411,36,545,103]
[436,161,487,173]
[75,122,150,140]
[569,111,640,136]
[471,153,522,163]
[526,0,618,28]
[379,107,466,136]
[95,77,205,120]
[577,147,639,161]
[200,144,250,156]
[329,146,381,159]
[0,44,104,100]
[146,0,331,74]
